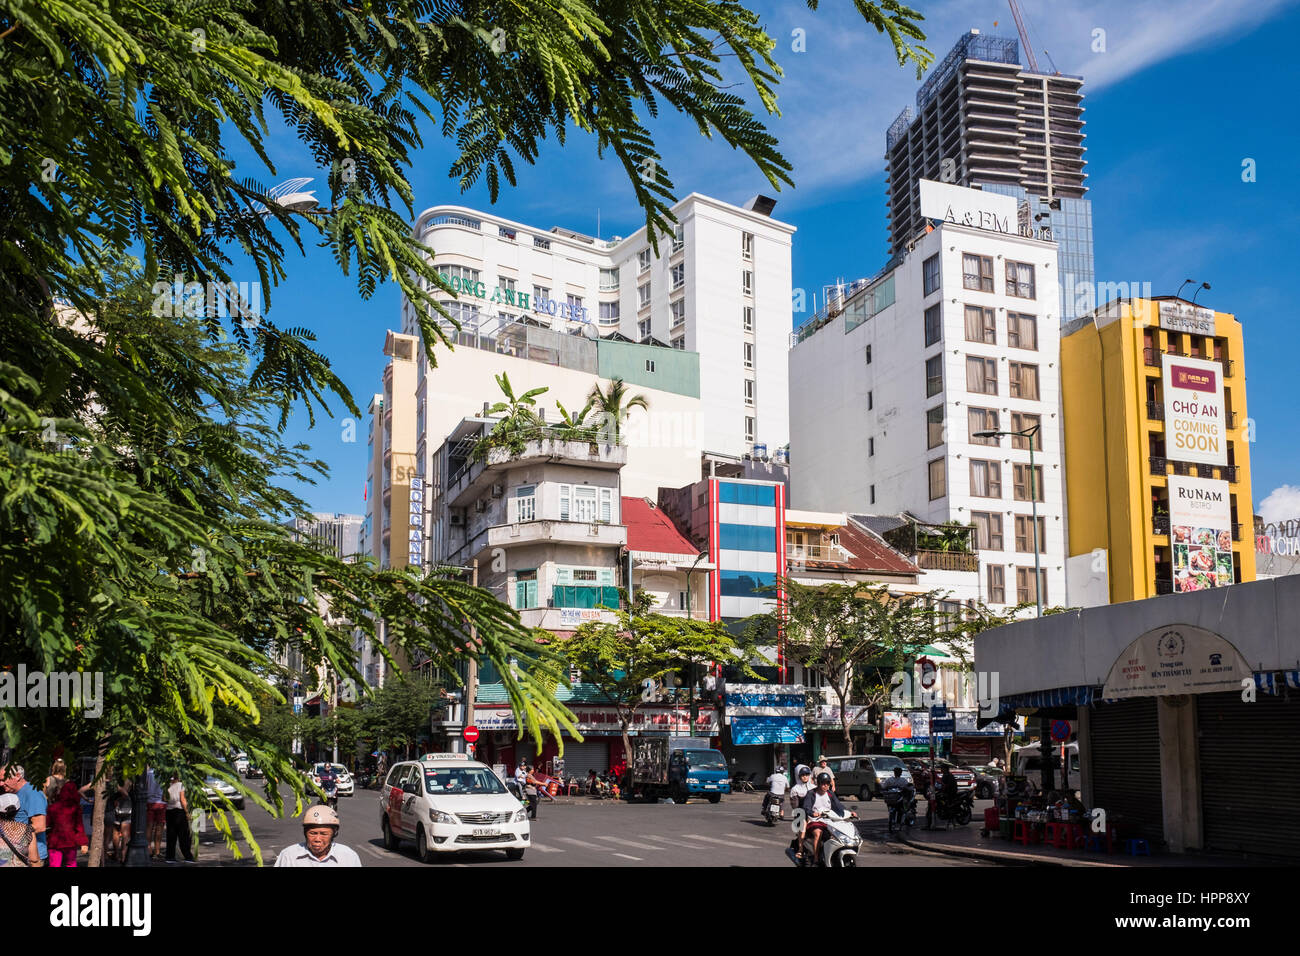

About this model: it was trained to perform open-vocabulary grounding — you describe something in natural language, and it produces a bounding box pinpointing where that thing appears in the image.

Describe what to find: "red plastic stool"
[1013,820,1040,846]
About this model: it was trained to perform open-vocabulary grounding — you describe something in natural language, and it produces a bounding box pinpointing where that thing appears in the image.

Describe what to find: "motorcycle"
[321,777,339,811]
[934,789,974,827]
[798,811,861,868]
[882,784,917,831]
[761,792,784,826]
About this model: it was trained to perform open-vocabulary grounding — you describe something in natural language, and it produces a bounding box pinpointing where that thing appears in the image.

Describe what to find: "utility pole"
[465,558,479,756]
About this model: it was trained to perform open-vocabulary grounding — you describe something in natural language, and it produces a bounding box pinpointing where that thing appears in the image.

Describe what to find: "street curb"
[893,830,1126,867]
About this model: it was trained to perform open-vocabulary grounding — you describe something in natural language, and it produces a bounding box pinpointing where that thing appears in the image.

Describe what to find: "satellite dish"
[252,177,318,215]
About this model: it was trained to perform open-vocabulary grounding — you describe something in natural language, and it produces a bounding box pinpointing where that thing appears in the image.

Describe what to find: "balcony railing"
[1170,460,1194,477]
[1225,412,1237,430]
[1222,465,1239,483]
[1148,455,1167,476]
[1143,347,1160,367]
[1153,515,1170,536]
[1220,358,1235,377]
[787,542,849,564]
[915,550,980,572]
[1146,401,1164,421]
[1155,579,1174,595]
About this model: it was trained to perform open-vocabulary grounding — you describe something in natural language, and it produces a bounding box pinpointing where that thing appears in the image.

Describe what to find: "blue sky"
[243,0,1300,520]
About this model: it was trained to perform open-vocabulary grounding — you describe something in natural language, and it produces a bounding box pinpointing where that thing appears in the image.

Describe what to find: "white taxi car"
[379,754,530,862]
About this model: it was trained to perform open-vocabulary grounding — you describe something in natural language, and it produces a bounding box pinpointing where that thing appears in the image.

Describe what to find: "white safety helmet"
[302,804,339,829]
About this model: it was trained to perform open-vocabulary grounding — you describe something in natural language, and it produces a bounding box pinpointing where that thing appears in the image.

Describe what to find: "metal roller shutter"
[555,739,609,781]
[1089,698,1163,843]
[1197,691,1300,860]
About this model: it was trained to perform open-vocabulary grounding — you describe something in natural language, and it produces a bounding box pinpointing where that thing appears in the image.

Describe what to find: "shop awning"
[1256,670,1300,695]
[979,684,1100,727]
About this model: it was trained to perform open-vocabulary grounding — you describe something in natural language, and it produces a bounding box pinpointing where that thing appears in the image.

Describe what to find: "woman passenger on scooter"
[788,766,814,861]
[801,773,856,862]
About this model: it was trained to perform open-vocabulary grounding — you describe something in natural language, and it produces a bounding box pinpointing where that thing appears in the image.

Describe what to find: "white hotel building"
[403,193,794,461]
[789,182,1066,611]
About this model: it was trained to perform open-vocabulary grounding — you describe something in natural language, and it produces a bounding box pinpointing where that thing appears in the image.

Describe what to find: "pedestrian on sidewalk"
[108,771,134,863]
[164,772,195,863]
[0,793,41,867]
[2,763,48,864]
[44,758,68,802]
[145,767,167,860]
[47,780,89,867]
[523,765,542,819]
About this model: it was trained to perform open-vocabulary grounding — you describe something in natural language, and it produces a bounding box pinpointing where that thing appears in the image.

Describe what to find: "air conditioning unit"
[449,513,464,527]
[491,483,504,498]
[475,499,487,513]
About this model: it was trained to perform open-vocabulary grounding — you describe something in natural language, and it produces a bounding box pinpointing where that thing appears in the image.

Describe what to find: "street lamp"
[1191,282,1211,305]
[974,422,1051,791]
[1176,279,1196,299]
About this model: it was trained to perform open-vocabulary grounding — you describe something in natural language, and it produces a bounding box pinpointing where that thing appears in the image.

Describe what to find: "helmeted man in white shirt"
[274,805,362,867]
[762,765,788,820]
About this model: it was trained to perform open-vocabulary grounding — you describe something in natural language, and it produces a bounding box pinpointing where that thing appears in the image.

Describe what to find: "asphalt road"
[188,782,988,868]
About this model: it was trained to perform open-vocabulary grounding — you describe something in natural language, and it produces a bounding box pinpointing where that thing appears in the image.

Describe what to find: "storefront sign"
[471,705,718,735]
[812,704,872,726]
[723,683,805,717]
[732,715,804,745]
[1169,475,1234,592]
[1159,301,1215,336]
[1162,355,1228,466]
[918,180,1017,235]
[558,607,615,628]
[1255,521,1300,555]
[1101,625,1252,699]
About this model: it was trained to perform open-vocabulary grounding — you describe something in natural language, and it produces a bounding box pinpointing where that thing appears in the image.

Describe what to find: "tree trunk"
[87,734,111,867]
[836,676,853,753]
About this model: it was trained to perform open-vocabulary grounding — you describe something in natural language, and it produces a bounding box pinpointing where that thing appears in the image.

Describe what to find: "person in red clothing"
[47,779,89,867]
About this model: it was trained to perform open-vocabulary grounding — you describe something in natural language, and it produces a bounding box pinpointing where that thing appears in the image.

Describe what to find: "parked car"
[903,758,976,795]
[824,754,913,801]
[244,763,265,780]
[233,752,249,774]
[201,775,246,811]
[963,764,1004,799]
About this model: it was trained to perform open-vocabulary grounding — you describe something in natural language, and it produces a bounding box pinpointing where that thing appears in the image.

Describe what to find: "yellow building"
[1061,297,1254,603]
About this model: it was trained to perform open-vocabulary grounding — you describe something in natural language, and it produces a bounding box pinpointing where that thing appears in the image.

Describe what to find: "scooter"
[935,789,974,826]
[797,811,862,867]
[882,784,918,831]
[321,777,339,811]
[761,792,784,826]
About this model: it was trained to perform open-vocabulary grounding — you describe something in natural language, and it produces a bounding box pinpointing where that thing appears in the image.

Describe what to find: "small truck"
[627,736,731,804]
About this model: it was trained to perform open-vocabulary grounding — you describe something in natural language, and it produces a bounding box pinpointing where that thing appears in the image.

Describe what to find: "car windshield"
[871,757,906,771]
[423,767,507,795]
[683,751,726,770]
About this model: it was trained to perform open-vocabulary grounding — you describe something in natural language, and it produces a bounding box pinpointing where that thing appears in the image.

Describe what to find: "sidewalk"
[891,822,1248,867]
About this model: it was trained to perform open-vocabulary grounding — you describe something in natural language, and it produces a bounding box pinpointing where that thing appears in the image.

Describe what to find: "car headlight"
[514,808,528,822]
[686,777,699,785]
[429,809,457,825]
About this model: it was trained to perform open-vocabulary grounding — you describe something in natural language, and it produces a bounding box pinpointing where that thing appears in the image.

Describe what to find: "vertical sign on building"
[1161,355,1227,467]
[1168,475,1233,592]
[409,476,424,566]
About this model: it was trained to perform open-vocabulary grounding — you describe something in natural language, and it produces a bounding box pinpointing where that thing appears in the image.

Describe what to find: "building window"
[1008,362,1040,400]
[514,569,538,609]
[1006,260,1036,299]
[599,300,620,324]
[743,342,754,368]
[987,565,1005,604]
[972,512,1003,551]
[672,223,684,253]
[671,263,685,290]
[924,304,942,347]
[742,232,754,260]
[969,407,1000,444]
[928,459,946,500]
[926,406,945,449]
[922,254,941,296]
[1015,515,1047,553]
[1007,312,1038,350]
[671,299,686,328]
[868,437,875,457]
[870,485,876,505]
[439,264,482,287]
[671,336,685,350]
[533,236,551,249]
[925,355,944,397]
[638,318,651,340]
[533,284,549,306]
[744,379,755,406]
[566,293,585,320]
[969,459,1002,498]
[962,253,994,293]
[743,306,754,332]
[865,344,873,365]
[599,268,619,291]
[1016,566,1047,605]
[742,270,753,295]
[745,416,755,443]
[867,390,873,410]
[1013,464,1045,502]
[638,282,651,309]
[1010,412,1041,449]
[966,356,998,395]
[514,484,536,523]
[559,484,600,523]
[964,305,996,344]
[645,359,656,373]
[497,277,517,297]
[638,249,651,273]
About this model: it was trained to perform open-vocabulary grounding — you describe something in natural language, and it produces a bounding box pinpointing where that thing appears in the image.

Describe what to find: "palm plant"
[587,378,649,445]
[472,372,548,461]
[551,398,600,443]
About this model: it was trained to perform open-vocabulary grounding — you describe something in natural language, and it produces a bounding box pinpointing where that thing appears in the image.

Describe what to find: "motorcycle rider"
[318,764,340,809]
[936,765,959,826]
[800,772,856,863]
[788,766,814,860]
[881,766,910,831]
[762,764,788,821]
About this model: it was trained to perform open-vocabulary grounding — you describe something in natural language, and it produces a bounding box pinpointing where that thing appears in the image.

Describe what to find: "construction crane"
[1007,0,1041,73]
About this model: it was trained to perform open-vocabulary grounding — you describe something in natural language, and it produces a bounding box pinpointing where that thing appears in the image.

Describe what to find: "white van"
[379,753,530,862]
[1012,742,1079,792]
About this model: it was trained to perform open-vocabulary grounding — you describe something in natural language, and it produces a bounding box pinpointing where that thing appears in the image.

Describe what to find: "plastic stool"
[1013,820,1040,846]
[1083,834,1106,852]
[1066,823,1086,850]
[1127,838,1151,857]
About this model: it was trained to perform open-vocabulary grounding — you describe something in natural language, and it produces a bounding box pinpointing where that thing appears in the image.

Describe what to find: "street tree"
[559,591,758,770]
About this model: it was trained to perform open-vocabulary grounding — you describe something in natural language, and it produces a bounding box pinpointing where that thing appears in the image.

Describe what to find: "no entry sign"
[463,725,480,743]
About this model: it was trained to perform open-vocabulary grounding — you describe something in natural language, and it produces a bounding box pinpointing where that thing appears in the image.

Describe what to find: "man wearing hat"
[274,804,362,866]
[814,755,836,792]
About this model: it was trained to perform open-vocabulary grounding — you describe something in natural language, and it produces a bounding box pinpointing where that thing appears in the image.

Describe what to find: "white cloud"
[1258,485,1300,528]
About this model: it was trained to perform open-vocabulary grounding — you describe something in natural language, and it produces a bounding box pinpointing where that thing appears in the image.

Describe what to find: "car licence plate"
[704,784,717,789]
[473,827,500,837]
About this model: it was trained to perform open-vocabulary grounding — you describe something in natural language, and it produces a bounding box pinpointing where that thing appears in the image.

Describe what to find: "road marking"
[557,836,620,852]
[682,832,770,850]
[360,844,387,860]
[641,834,711,850]
[593,834,664,851]
[611,853,643,861]
[529,843,565,853]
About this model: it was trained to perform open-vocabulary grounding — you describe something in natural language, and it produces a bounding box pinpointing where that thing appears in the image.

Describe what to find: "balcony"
[1222,465,1239,483]
[487,520,627,551]
[1153,515,1170,537]
[1143,348,1161,368]
[1225,411,1237,430]
[1219,358,1235,377]
[1155,579,1174,595]
[447,439,626,507]
[915,550,980,572]
[1170,460,1194,477]
[787,542,849,565]
[1146,401,1164,421]
[1148,455,1167,476]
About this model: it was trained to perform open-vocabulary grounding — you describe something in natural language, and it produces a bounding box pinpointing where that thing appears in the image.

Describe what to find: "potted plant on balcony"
[472,372,547,462]
[587,377,649,446]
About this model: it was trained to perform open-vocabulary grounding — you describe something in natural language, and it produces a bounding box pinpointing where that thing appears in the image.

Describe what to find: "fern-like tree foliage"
[0,0,930,861]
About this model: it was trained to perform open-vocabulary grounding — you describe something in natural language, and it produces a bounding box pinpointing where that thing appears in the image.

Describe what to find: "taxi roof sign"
[420,752,476,762]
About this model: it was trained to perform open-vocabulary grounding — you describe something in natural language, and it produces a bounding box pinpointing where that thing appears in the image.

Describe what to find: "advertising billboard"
[1169,475,1234,592]
[1162,355,1228,467]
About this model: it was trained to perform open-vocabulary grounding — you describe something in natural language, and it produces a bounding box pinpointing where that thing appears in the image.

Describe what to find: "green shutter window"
[515,570,538,609]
